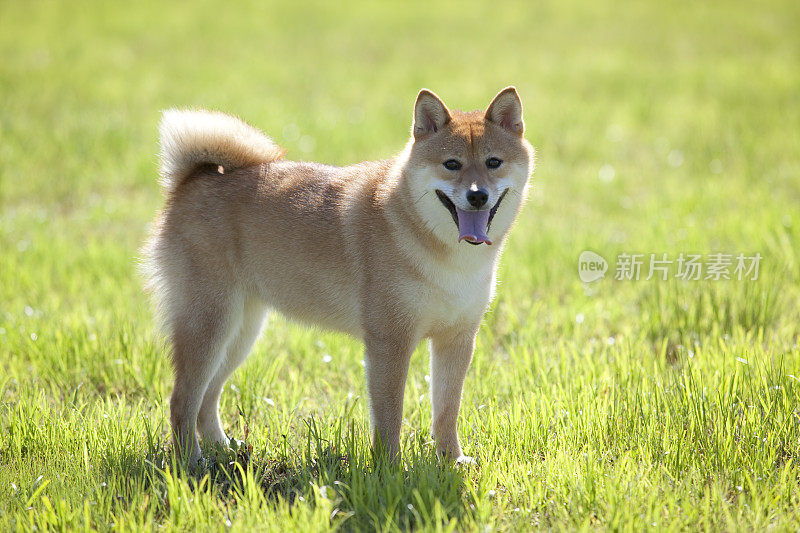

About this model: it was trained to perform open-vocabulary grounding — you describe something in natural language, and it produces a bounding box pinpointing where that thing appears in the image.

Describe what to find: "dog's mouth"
[435,189,508,246]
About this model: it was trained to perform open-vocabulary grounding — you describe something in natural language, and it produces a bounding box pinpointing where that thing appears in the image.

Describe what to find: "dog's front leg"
[364,333,415,460]
[429,329,477,461]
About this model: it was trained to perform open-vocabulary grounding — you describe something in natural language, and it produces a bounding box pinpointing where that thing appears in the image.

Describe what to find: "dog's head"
[402,87,534,247]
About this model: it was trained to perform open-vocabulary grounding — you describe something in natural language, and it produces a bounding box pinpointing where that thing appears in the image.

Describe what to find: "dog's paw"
[455,455,477,466]
[228,437,245,450]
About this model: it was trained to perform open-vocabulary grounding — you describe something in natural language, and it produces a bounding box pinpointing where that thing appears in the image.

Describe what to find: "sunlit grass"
[2,0,800,530]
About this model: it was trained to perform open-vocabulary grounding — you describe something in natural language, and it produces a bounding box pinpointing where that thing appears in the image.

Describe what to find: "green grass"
[2,0,800,529]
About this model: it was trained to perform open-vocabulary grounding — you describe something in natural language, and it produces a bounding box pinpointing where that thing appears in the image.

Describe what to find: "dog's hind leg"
[168,288,242,466]
[197,296,267,446]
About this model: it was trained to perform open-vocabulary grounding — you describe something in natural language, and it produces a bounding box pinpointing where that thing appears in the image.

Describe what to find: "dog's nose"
[466,188,489,208]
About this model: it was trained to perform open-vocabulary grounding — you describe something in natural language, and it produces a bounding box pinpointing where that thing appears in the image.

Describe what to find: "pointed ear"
[412,89,451,139]
[485,86,524,135]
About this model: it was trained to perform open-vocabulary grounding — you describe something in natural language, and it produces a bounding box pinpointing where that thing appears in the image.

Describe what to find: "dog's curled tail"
[157,109,285,192]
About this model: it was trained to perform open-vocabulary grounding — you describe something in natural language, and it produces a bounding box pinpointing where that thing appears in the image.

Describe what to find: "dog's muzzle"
[435,189,508,245]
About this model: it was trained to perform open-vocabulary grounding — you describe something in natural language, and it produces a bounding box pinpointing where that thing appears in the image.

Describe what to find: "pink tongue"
[456,208,492,245]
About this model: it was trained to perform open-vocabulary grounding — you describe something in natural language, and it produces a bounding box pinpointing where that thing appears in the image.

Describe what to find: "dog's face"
[403,87,534,247]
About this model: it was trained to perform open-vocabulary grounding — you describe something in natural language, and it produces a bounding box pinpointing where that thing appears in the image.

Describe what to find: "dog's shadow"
[124,419,477,529]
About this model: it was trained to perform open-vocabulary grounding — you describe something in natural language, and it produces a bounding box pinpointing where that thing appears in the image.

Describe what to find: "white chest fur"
[399,245,499,336]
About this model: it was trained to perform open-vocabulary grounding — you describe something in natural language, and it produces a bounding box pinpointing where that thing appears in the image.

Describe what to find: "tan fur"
[157,109,286,192]
[141,87,535,465]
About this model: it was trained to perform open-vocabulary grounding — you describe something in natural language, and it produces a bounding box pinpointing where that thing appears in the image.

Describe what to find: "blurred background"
[3,0,798,347]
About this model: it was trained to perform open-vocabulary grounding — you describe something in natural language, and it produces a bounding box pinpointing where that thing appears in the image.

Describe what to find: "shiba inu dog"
[142,87,535,466]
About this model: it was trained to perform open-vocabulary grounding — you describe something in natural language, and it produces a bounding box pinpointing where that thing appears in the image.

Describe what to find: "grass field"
[2,0,800,530]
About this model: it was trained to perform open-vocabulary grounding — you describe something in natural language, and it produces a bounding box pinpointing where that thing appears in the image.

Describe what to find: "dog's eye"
[443,159,462,171]
[486,157,503,169]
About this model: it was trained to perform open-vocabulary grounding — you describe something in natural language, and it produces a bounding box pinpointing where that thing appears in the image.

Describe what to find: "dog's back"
[144,112,391,337]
